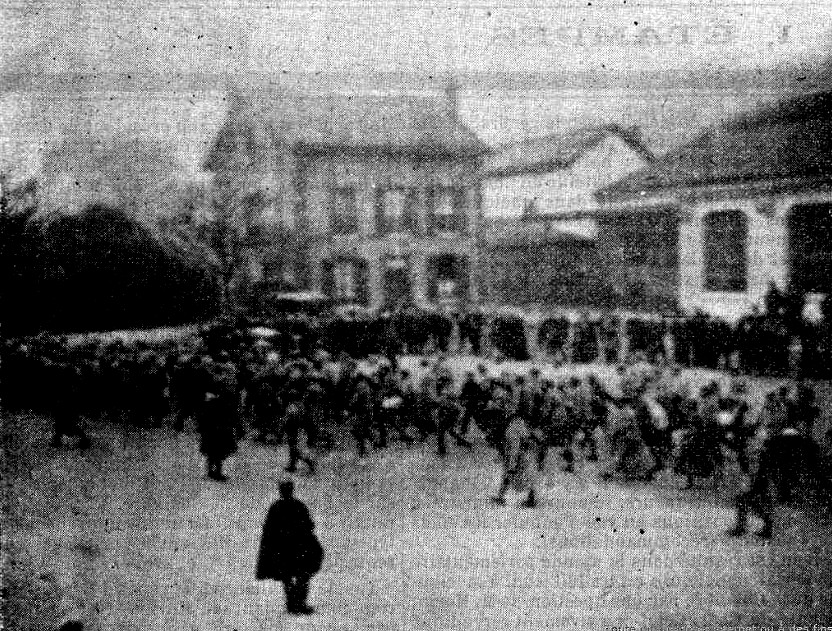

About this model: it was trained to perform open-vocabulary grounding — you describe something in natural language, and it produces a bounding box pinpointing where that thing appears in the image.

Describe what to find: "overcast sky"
[3,0,831,76]
[2,1,831,179]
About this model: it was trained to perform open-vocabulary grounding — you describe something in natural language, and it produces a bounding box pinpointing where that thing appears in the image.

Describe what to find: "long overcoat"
[256,497,324,581]
[502,416,540,492]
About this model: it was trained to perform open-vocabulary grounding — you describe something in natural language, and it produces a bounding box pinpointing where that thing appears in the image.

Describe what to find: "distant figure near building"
[256,479,324,615]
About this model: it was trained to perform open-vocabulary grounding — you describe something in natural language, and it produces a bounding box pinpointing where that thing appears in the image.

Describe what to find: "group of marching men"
[3,330,830,537]
[198,343,829,535]
[243,350,829,536]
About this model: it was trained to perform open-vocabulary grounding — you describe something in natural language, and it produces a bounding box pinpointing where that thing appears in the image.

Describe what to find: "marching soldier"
[349,373,377,458]
[492,410,541,508]
[282,365,315,474]
[458,370,482,439]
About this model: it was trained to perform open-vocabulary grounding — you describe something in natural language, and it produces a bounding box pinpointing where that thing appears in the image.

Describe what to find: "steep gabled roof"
[597,90,832,201]
[481,124,653,178]
[204,88,487,170]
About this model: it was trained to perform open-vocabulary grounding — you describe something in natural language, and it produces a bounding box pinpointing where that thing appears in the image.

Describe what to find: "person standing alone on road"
[256,479,324,615]
[196,356,241,481]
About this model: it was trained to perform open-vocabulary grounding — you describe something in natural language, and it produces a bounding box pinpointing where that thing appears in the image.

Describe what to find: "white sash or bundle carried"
[645,397,669,431]
[382,396,403,410]
[717,410,736,427]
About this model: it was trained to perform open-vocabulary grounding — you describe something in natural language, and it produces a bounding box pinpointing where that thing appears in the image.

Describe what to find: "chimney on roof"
[444,76,460,121]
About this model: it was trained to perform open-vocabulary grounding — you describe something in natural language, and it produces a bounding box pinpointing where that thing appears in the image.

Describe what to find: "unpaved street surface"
[4,411,831,631]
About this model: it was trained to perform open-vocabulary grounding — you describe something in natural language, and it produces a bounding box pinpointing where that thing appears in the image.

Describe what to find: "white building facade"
[596,91,832,321]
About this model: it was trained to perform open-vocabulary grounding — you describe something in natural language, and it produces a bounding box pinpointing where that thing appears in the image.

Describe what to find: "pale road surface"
[4,382,832,630]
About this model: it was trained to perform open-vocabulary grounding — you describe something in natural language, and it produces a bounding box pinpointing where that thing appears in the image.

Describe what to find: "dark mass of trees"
[1,199,219,336]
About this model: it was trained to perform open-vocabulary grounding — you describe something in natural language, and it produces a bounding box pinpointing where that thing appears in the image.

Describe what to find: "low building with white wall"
[480,124,653,237]
[596,90,832,322]
[478,124,654,311]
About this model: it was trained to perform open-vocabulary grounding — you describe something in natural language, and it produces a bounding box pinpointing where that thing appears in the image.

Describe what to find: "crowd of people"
[3,316,830,538]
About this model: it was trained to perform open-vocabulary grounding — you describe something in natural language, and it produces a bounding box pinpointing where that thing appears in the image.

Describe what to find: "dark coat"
[256,497,324,581]
[197,367,240,459]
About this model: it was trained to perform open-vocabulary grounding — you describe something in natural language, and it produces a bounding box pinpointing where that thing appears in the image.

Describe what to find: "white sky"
[2,1,830,76]
[1,1,831,179]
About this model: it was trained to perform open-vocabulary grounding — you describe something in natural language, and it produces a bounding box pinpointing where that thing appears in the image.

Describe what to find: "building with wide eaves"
[595,90,832,321]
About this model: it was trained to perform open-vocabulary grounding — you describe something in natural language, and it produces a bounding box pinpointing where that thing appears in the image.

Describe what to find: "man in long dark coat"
[728,394,827,539]
[196,357,240,481]
[256,479,323,615]
[728,426,824,538]
[48,359,91,449]
[459,370,484,438]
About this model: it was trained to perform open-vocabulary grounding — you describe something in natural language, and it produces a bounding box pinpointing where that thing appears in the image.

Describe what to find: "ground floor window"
[322,257,368,304]
[426,254,469,306]
[703,210,748,292]
[789,203,832,294]
[382,256,413,309]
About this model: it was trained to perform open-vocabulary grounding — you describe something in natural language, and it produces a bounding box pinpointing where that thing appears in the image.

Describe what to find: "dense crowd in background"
[3,309,831,533]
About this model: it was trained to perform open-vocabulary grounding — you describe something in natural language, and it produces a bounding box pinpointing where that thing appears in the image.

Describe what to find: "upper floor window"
[428,186,466,234]
[329,187,358,235]
[333,260,359,302]
[375,187,418,236]
[703,210,748,292]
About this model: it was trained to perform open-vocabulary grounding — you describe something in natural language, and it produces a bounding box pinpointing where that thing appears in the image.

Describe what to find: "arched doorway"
[489,315,529,360]
[539,317,569,357]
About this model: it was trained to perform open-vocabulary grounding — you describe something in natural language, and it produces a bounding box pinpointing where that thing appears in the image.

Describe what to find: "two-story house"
[205,84,487,311]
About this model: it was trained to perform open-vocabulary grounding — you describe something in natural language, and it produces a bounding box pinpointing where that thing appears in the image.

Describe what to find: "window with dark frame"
[329,187,359,235]
[427,186,466,233]
[323,257,368,304]
[375,187,419,236]
[703,210,748,292]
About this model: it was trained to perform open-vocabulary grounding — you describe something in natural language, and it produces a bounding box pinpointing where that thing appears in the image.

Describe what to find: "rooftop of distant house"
[204,87,488,171]
[596,90,832,201]
[480,124,654,179]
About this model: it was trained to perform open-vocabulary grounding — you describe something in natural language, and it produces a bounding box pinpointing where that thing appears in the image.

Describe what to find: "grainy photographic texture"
[3,2,832,630]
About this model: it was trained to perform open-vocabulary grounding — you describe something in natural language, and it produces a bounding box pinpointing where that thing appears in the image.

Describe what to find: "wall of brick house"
[298,150,481,309]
